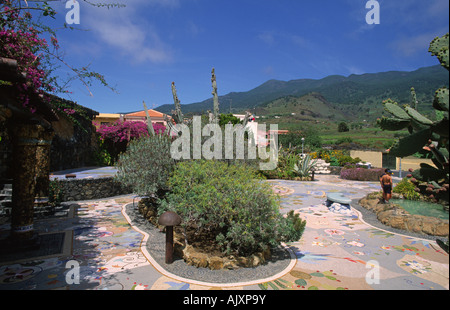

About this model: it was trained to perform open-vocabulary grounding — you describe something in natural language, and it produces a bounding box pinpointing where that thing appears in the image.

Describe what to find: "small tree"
[338,122,349,132]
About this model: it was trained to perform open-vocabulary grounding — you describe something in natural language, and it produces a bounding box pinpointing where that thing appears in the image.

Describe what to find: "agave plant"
[293,154,318,178]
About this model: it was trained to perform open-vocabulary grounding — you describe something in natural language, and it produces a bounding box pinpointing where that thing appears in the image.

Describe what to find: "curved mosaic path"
[0,175,448,290]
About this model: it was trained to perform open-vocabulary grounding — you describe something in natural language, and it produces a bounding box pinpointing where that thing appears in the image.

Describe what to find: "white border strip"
[121,203,297,288]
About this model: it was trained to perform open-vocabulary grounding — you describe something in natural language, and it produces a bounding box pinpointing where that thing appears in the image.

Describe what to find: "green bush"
[49,178,64,207]
[162,160,306,256]
[393,178,421,201]
[115,134,174,197]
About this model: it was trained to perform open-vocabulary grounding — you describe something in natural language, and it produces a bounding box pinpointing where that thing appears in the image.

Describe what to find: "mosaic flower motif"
[324,229,345,236]
[401,260,432,274]
[295,251,331,264]
[346,241,365,247]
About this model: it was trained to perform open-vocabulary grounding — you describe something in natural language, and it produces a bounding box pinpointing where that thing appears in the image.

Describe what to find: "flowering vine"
[0,0,117,118]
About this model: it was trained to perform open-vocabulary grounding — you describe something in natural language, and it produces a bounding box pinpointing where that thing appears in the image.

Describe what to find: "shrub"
[115,134,174,198]
[340,167,385,181]
[278,129,322,150]
[338,122,349,132]
[162,160,306,256]
[393,178,421,201]
[49,178,64,207]
[311,149,360,167]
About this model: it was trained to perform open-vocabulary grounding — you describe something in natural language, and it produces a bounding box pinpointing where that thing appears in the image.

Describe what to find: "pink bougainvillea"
[96,121,167,163]
[1,1,114,118]
[97,121,166,143]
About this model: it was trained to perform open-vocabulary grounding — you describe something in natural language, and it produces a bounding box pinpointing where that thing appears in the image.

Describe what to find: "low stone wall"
[359,193,449,237]
[55,176,132,202]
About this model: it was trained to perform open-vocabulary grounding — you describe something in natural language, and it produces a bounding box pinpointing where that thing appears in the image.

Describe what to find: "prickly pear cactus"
[429,33,449,70]
[378,33,449,192]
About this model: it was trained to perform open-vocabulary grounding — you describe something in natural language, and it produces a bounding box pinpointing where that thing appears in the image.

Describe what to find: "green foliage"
[49,178,63,207]
[429,33,449,70]
[377,33,449,187]
[162,160,306,256]
[115,134,174,197]
[411,163,447,183]
[338,122,349,132]
[219,113,241,127]
[278,129,322,151]
[393,178,421,201]
[293,154,317,178]
[310,149,361,167]
[259,147,298,179]
[93,136,113,166]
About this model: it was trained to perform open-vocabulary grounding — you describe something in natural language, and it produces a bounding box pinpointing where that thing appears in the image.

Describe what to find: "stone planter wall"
[137,198,272,270]
[55,176,132,202]
[359,194,449,237]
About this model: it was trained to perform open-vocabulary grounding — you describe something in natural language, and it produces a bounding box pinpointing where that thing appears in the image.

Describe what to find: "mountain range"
[155,65,449,122]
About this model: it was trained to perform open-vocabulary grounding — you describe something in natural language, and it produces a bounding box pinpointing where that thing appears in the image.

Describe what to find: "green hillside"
[155,65,449,122]
[255,93,347,120]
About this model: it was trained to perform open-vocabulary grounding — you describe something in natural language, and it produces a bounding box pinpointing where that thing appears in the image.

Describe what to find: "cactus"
[433,87,449,112]
[410,87,418,110]
[211,68,220,124]
[292,154,317,178]
[143,101,155,136]
[429,33,449,70]
[171,81,184,124]
[405,106,434,126]
[378,33,449,190]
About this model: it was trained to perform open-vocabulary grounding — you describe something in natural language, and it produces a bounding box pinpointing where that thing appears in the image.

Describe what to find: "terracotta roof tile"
[126,109,165,118]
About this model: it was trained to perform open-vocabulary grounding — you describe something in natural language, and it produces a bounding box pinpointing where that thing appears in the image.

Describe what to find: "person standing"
[380,169,393,203]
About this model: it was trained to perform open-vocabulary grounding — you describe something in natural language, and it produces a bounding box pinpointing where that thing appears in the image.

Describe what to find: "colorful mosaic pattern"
[0,175,448,290]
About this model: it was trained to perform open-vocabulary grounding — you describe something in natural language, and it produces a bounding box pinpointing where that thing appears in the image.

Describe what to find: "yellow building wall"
[350,150,434,171]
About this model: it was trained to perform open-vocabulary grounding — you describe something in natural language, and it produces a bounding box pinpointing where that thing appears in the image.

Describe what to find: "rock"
[208,256,224,270]
[360,194,449,237]
[435,223,450,236]
[183,245,209,268]
[179,244,270,270]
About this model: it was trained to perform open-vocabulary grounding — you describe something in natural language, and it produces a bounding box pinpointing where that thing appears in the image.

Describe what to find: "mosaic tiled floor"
[0,175,448,290]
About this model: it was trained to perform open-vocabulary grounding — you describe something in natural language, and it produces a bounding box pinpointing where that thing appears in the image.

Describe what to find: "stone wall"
[55,177,132,202]
[359,194,449,237]
[49,98,99,172]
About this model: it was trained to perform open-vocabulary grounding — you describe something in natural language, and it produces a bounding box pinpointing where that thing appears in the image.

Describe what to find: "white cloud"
[81,0,174,64]
[257,31,276,45]
[390,29,448,57]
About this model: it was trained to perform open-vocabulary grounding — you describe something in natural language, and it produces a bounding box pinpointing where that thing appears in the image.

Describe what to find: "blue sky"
[45,0,449,113]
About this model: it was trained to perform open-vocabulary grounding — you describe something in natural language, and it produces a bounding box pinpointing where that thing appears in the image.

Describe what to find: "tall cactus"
[211,68,220,124]
[377,33,449,186]
[410,87,418,110]
[171,81,184,124]
[143,101,155,136]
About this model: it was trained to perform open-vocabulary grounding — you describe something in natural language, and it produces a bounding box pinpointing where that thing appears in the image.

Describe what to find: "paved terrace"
[0,171,448,290]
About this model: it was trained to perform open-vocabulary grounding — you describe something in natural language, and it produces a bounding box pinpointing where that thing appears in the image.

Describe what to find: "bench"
[326,192,351,205]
